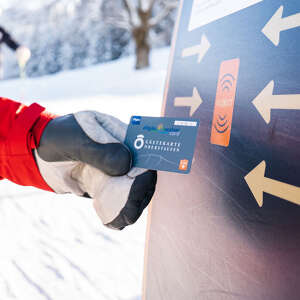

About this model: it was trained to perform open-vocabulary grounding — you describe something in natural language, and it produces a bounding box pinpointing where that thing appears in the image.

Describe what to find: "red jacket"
[0,97,55,192]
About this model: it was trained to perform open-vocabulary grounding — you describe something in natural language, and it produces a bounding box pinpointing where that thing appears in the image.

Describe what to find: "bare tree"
[103,0,178,69]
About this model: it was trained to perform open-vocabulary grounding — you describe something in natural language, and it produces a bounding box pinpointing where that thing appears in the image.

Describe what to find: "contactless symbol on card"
[125,116,199,174]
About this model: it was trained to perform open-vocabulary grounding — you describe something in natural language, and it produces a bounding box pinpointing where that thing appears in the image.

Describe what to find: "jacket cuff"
[0,102,57,192]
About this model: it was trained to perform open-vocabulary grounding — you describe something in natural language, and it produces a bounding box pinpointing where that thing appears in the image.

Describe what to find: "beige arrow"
[245,161,300,207]
[252,80,300,124]
[182,34,211,63]
[174,87,203,117]
[262,5,300,46]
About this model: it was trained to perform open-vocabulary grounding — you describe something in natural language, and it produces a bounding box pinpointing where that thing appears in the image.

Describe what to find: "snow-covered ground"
[0,48,170,300]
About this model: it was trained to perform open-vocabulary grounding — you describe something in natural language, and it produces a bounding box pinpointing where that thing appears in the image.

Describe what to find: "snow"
[0,48,170,300]
[0,0,175,80]
[0,0,56,11]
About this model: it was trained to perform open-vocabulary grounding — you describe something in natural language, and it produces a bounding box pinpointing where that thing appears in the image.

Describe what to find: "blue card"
[125,116,199,174]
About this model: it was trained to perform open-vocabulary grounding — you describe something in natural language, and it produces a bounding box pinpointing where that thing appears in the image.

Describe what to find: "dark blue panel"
[152,1,300,298]
[165,0,300,213]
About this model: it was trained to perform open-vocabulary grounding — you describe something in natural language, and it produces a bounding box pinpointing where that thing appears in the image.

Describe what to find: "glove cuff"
[32,109,58,148]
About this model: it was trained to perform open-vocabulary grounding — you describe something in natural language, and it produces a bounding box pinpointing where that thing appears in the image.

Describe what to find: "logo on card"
[179,159,189,171]
[134,134,145,150]
[143,124,180,136]
[132,116,142,125]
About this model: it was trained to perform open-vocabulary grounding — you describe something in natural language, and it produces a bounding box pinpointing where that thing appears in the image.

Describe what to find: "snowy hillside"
[0,0,175,79]
[0,48,170,300]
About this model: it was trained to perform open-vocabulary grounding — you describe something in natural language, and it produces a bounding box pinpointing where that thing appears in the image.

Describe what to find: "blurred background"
[0,1,178,300]
[0,0,177,79]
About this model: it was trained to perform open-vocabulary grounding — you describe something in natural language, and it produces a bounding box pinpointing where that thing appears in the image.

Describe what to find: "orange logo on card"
[210,58,240,147]
[179,159,189,171]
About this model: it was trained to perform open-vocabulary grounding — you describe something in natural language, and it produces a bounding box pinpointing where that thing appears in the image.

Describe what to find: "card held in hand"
[125,116,199,174]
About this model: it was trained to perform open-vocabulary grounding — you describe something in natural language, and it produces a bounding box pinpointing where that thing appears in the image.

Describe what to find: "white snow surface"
[0,48,170,300]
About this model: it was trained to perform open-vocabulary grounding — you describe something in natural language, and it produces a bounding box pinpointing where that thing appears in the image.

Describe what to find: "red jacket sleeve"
[0,97,56,192]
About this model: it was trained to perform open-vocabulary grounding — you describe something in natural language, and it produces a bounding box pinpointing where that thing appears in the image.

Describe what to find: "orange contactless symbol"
[210,58,240,147]
[179,159,189,171]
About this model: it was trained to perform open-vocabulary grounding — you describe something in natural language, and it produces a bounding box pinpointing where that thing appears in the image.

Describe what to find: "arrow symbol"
[252,80,300,124]
[262,6,300,46]
[245,161,300,207]
[174,87,203,117]
[182,34,211,63]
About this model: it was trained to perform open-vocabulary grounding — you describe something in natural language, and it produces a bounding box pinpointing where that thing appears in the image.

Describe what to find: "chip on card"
[125,116,199,174]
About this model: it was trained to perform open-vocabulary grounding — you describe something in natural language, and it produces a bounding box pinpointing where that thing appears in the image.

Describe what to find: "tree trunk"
[134,30,150,69]
[133,9,151,70]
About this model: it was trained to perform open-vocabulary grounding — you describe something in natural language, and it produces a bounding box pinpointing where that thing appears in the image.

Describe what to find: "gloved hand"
[16,46,31,68]
[35,111,157,230]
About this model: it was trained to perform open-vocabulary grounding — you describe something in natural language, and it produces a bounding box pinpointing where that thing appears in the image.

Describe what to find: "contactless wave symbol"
[214,114,229,133]
[211,58,240,147]
[220,73,235,92]
[213,72,236,134]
